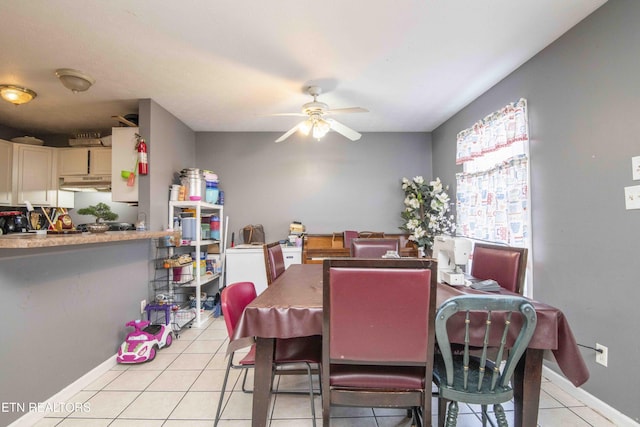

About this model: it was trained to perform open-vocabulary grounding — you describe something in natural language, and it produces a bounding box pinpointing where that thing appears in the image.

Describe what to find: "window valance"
[456,98,528,165]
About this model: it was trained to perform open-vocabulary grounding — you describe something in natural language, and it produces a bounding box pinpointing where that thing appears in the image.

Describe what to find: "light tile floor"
[34,315,616,427]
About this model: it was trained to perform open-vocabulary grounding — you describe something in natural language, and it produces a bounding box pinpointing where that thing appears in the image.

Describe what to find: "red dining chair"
[215,281,322,427]
[343,230,358,248]
[350,238,400,258]
[263,241,286,286]
[322,258,438,427]
[471,243,528,294]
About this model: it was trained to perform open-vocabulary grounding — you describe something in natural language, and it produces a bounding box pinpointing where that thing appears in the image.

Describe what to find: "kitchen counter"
[0,230,177,249]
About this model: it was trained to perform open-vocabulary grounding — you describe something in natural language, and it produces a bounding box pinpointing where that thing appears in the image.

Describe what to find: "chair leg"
[411,406,423,427]
[241,365,252,393]
[322,387,330,427]
[494,404,508,427]
[445,400,458,427]
[481,404,488,427]
[438,397,447,427]
[303,362,317,427]
[214,356,234,427]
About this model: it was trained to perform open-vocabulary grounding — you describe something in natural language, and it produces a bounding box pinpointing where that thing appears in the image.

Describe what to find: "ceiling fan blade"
[275,122,304,143]
[325,107,369,115]
[327,119,362,141]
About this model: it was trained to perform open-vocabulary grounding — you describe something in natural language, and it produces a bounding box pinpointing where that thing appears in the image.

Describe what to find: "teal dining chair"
[433,295,537,427]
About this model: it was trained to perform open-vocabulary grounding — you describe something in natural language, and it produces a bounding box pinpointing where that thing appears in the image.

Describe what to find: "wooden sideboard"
[302,233,417,263]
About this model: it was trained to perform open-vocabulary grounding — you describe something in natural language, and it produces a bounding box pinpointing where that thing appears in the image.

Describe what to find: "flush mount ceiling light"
[0,85,37,105]
[55,68,95,93]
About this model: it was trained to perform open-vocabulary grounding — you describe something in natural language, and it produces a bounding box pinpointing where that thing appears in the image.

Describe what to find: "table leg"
[252,337,275,427]
[512,348,544,427]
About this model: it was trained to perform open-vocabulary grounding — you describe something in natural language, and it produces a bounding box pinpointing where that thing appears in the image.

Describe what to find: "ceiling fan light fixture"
[0,84,37,105]
[298,119,313,136]
[55,68,95,93]
[312,119,331,140]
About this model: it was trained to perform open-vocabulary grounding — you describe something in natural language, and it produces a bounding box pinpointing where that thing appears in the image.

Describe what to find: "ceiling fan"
[273,86,368,143]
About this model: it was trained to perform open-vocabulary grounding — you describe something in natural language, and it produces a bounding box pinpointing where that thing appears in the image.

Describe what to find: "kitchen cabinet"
[226,245,302,295]
[111,127,139,203]
[0,139,73,208]
[12,143,55,206]
[163,200,225,328]
[58,147,111,176]
[0,139,12,205]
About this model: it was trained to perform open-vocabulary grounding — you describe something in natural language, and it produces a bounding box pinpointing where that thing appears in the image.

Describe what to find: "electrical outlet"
[596,343,608,367]
[140,299,147,314]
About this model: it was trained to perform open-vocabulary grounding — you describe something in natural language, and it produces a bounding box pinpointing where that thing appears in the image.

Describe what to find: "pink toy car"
[117,319,173,364]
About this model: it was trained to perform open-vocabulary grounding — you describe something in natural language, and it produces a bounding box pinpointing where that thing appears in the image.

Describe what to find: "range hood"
[59,175,111,192]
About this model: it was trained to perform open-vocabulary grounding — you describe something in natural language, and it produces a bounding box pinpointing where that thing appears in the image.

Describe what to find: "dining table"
[229,263,589,427]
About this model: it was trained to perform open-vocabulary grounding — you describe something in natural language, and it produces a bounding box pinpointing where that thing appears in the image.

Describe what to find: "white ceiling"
[0,0,606,138]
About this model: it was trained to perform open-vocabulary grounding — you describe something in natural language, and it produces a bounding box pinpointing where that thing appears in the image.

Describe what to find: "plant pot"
[85,223,110,233]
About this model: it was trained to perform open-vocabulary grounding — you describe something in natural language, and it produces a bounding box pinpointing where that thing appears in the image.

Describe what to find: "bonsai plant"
[77,203,118,232]
[77,203,119,223]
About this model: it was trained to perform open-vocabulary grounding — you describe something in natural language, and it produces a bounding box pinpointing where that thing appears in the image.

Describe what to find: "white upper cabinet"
[0,139,13,205]
[111,127,139,203]
[12,144,55,206]
[58,147,111,176]
[0,140,74,208]
[90,148,112,175]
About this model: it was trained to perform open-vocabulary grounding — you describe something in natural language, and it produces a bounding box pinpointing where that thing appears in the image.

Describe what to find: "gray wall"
[195,132,432,243]
[139,99,196,232]
[431,0,639,421]
[0,241,150,426]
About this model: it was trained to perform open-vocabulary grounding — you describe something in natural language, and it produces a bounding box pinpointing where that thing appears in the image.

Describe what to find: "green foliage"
[399,176,456,250]
[76,202,119,223]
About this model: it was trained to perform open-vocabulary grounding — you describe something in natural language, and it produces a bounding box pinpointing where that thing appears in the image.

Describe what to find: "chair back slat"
[491,311,513,390]
[436,295,537,393]
[462,312,470,390]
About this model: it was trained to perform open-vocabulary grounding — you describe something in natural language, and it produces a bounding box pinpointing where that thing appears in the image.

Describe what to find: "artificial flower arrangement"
[400,176,456,253]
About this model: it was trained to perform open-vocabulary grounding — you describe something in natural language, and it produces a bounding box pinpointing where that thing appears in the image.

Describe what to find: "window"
[455,99,532,292]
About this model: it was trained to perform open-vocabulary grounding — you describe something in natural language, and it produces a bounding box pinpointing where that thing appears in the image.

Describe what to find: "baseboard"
[543,366,639,426]
[8,355,117,427]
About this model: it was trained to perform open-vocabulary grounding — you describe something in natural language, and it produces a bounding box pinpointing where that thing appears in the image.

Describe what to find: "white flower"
[436,192,450,204]
[400,176,455,249]
[405,218,420,230]
[430,178,442,193]
[412,226,426,239]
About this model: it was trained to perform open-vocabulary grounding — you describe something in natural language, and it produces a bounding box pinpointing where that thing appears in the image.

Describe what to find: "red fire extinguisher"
[136,134,148,175]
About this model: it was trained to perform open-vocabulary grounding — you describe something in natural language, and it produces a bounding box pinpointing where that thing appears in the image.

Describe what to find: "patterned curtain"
[455,99,529,246]
[456,98,528,165]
